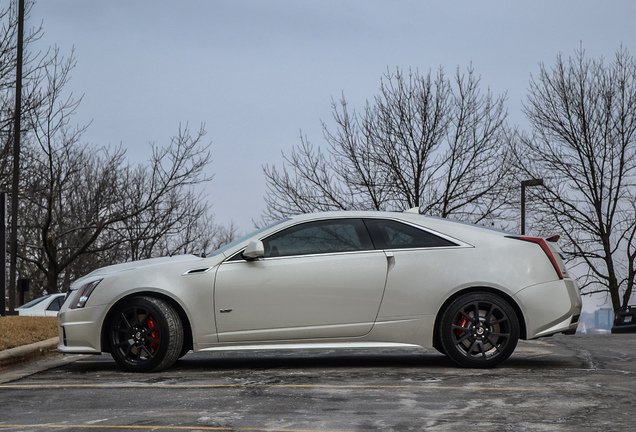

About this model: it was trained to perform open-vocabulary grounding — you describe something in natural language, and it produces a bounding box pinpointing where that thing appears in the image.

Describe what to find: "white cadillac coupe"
[58,210,582,371]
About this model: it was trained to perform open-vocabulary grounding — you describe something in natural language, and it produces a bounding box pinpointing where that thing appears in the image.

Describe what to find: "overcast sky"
[27,1,635,233]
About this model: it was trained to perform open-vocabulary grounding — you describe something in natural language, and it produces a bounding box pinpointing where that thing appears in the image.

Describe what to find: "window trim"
[225,216,469,262]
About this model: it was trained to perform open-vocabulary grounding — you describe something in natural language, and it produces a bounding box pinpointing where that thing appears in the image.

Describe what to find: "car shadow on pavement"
[57,348,574,376]
[175,349,452,371]
[57,349,452,374]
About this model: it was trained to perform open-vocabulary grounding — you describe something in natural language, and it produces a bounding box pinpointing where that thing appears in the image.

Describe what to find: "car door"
[214,218,389,342]
[363,218,464,318]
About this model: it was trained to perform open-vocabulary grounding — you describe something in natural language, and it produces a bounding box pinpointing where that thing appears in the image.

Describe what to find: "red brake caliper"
[147,316,159,352]
[456,315,469,337]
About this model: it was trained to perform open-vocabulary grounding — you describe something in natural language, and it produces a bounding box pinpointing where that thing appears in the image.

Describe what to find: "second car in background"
[16,293,67,317]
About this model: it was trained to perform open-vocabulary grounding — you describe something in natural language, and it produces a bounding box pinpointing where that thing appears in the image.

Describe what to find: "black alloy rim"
[111,305,162,366]
[450,300,511,361]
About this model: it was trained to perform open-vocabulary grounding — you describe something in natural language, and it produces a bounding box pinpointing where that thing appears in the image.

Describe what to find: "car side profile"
[57,210,582,371]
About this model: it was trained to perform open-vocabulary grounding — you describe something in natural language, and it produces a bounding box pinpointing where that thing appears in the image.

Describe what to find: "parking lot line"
[2,425,353,432]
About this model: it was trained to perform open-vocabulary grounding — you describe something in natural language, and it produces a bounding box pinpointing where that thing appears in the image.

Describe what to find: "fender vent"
[182,267,212,276]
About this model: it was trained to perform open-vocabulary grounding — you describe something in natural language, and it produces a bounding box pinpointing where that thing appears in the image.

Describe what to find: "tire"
[178,345,191,359]
[439,292,519,368]
[109,296,184,372]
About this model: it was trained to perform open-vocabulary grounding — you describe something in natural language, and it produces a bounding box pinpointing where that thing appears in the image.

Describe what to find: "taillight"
[508,236,564,279]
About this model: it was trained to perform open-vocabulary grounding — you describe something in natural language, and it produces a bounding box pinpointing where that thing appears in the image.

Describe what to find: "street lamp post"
[521,178,544,235]
[8,0,25,314]
[1,192,5,316]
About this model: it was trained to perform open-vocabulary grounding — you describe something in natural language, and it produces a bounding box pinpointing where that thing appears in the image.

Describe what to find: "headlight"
[69,279,102,309]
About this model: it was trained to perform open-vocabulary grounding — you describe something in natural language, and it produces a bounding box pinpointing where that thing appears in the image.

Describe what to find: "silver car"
[57,210,582,371]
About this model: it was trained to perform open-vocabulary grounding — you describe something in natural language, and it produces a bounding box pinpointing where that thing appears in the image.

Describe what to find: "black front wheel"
[109,296,184,372]
[439,292,519,368]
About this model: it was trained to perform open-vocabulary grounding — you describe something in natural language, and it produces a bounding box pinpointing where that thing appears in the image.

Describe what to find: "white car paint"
[57,210,582,371]
[17,293,66,317]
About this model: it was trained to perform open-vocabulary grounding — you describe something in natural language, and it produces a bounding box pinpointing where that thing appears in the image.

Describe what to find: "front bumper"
[57,304,106,354]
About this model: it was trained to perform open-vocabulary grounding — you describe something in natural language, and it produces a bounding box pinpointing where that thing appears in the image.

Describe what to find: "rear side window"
[364,219,457,249]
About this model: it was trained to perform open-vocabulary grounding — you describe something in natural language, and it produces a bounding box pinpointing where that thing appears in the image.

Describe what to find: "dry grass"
[0,316,59,351]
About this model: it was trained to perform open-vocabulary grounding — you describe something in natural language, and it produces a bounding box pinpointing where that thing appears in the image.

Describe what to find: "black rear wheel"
[109,296,183,372]
[439,292,519,368]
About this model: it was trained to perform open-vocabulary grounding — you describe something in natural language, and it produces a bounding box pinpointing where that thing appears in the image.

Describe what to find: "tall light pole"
[1,192,6,316]
[521,178,543,235]
[8,0,25,314]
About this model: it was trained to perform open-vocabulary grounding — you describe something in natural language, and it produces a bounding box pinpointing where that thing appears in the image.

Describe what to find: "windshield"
[17,295,51,309]
[206,218,290,258]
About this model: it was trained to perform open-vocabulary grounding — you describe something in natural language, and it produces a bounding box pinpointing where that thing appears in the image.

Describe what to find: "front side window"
[263,219,373,257]
[364,219,457,249]
[47,296,64,312]
[209,218,289,258]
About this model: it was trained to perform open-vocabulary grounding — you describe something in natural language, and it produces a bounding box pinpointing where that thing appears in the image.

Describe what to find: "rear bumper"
[515,278,582,339]
[611,324,636,334]
[533,314,580,338]
[612,306,635,334]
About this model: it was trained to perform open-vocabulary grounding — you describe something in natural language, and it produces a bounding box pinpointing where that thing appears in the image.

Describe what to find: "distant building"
[594,308,613,330]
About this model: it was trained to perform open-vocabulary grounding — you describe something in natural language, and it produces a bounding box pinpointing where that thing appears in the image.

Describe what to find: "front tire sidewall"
[109,296,183,372]
[440,292,519,368]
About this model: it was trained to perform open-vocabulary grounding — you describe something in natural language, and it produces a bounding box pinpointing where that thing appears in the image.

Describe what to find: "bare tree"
[263,66,513,226]
[513,46,636,309]
[0,3,235,296]
[0,0,49,187]
[18,119,231,293]
[116,129,237,262]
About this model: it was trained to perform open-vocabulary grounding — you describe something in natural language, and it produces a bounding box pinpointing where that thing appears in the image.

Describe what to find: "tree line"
[264,51,636,310]
[2,2,635,310]
[1,2,235,299]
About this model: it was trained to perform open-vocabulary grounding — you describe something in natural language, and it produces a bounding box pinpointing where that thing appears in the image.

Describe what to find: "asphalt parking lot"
[0,334,634,431]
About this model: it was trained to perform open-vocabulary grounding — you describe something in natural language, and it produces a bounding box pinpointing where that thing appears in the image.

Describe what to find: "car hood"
[84,254,207,279]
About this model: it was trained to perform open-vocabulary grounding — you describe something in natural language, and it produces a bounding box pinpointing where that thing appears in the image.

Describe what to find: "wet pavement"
[0,334,634,431]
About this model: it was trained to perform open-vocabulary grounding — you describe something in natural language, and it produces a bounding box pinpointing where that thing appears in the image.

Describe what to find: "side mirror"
[242,240,265,260]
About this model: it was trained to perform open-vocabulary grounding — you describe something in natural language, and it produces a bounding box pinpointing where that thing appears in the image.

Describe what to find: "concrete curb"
[0,337,60,371]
